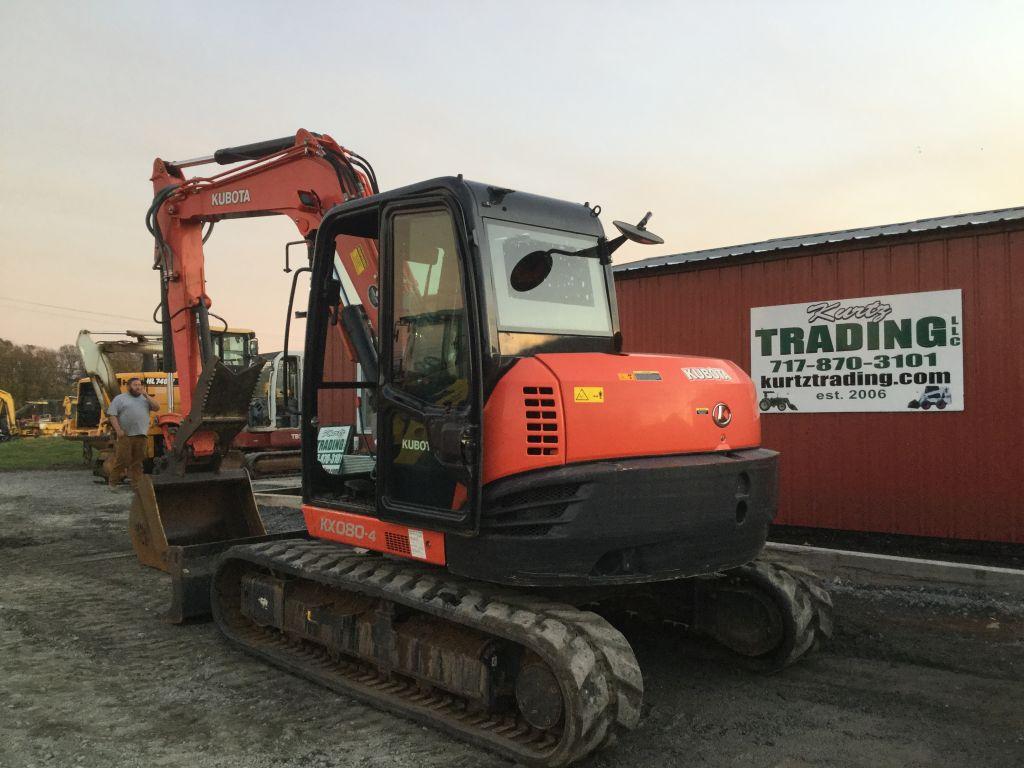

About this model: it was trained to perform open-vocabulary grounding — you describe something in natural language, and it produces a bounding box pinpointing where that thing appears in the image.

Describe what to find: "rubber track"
[727,559,835,670]
[211,539,643,767]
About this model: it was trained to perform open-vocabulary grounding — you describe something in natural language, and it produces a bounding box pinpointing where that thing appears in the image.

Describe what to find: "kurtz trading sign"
[750,289,963,413]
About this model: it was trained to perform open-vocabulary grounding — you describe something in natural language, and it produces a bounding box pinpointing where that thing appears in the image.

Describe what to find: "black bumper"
[446,448,778,587]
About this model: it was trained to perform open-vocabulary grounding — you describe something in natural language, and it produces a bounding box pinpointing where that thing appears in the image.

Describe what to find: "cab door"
[377,202,482,533]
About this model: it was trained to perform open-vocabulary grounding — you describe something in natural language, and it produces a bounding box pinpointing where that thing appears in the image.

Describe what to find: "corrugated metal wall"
[318,329,357,426]
[615,224,1024,544]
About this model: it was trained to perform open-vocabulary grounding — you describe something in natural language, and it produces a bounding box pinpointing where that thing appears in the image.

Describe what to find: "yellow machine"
[73,328,258,473]
[0,390,18,441]
[37,417,65,437]
[61,395,77,433]
[61,394,100,438]
[14,400,64,437]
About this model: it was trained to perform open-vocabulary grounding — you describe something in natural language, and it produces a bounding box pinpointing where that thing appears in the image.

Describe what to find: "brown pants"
[109,435,147,488]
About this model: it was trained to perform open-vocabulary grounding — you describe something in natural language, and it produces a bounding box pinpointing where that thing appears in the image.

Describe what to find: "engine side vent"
[523,386,559,457]
[384,531,411,555]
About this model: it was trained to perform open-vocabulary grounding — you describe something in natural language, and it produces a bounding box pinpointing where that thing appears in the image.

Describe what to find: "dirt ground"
[1,469,1021,768]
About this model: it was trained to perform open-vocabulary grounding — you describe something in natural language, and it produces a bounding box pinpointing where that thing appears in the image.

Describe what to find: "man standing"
[106,377,159,489]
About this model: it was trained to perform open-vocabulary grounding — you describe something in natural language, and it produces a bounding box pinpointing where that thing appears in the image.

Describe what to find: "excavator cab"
[303,177,652,544]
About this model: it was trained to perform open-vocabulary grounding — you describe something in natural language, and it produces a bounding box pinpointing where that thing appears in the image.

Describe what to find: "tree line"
[0,337,153,408]
[0,338,84,406]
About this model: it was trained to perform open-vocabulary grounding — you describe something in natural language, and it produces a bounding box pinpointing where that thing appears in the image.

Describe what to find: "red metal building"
[614,207,1024,544]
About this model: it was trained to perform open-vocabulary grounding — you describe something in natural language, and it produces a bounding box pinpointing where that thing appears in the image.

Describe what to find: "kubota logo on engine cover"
[211,189,251,206]
[682,367,732,381]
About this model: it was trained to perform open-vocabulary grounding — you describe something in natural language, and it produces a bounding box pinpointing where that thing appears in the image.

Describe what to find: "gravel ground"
[1,469,1021,768]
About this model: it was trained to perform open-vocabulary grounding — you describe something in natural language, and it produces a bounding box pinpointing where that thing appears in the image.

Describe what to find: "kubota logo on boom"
[211,189,251,206]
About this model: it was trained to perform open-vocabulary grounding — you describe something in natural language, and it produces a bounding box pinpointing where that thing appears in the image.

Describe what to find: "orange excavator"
[140,130,832,767]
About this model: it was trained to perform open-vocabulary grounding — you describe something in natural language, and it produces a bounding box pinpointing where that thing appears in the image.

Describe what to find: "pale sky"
[1,0,1022,350]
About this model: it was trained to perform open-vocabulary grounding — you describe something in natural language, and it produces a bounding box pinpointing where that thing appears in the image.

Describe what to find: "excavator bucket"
[127,355,270,572]
[126,356,308,621]
[129,469,266,571]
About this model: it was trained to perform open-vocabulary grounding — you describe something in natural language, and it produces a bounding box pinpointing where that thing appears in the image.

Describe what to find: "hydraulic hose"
[347,151,379,195]
[147,184,182,369]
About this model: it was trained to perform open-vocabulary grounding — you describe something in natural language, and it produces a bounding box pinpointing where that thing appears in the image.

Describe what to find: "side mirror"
[510,250,554,292]
[509,212,664,292]
[612,213,663,246]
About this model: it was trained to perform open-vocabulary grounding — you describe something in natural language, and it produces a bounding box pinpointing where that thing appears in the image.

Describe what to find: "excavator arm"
[132,130,380,588]
[148,129,379,468]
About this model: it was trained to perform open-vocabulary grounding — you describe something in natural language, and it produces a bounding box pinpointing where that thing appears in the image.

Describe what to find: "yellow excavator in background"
[72,329,301,476]
[14,400,64,437]
[0,390,18,441]
[73,328,257,473]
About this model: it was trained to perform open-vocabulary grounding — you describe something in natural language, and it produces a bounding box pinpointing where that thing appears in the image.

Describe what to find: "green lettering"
[883,319,912,350]
[779,327,805,356]
[836,323,863,351]
[754,328,779,356]
[806,325,835,354]
[917,316,946,347]
[867,322,880,350]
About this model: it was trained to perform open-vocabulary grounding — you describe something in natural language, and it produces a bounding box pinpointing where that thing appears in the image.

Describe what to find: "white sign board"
[750,289,963,413]
[317,425,352,473]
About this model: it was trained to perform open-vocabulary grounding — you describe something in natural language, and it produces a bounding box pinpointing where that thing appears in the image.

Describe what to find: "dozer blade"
[129,469,267,572]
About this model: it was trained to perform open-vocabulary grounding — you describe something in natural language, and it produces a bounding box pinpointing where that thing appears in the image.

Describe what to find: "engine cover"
[483,352,762,485]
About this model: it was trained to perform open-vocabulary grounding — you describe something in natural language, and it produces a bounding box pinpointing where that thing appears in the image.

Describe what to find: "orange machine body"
[304,351,761,566]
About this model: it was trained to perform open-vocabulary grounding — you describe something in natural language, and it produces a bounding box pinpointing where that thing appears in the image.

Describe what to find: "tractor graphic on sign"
[759,391,798,412]
[907,385,952,410]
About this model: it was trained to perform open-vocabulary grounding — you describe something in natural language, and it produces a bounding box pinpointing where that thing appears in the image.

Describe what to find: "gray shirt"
[107,392,156,436]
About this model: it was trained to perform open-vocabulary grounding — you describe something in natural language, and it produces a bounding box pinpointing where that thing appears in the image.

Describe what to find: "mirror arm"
[599,235,628,264]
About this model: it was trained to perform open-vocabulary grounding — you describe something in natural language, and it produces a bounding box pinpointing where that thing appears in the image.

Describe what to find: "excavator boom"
[133,130,378,580]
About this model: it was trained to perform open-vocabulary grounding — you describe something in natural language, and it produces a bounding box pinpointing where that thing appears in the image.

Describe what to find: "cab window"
[390,209,469,407]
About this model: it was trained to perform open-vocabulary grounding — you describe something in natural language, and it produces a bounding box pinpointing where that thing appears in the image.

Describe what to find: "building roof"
[613,205,1024,275]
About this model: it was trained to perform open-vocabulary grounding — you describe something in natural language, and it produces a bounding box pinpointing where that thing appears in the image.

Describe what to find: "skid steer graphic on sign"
[759,390,798,412]
[907,385,952,410]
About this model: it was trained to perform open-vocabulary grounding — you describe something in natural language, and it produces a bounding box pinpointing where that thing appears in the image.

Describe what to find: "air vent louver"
[523,386,559,456]
[384,531,411,555]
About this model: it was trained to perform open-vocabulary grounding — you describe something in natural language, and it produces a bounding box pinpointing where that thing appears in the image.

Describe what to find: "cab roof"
[323,176,606,240]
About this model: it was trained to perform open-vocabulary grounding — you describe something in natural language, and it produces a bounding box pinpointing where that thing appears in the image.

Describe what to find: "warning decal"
[618,371,662,381]
[349,246,368,275]
[408,529,427,559]
[573,386,604,403]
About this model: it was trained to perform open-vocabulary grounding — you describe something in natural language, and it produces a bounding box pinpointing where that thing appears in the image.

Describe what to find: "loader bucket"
[129,469,266,572]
